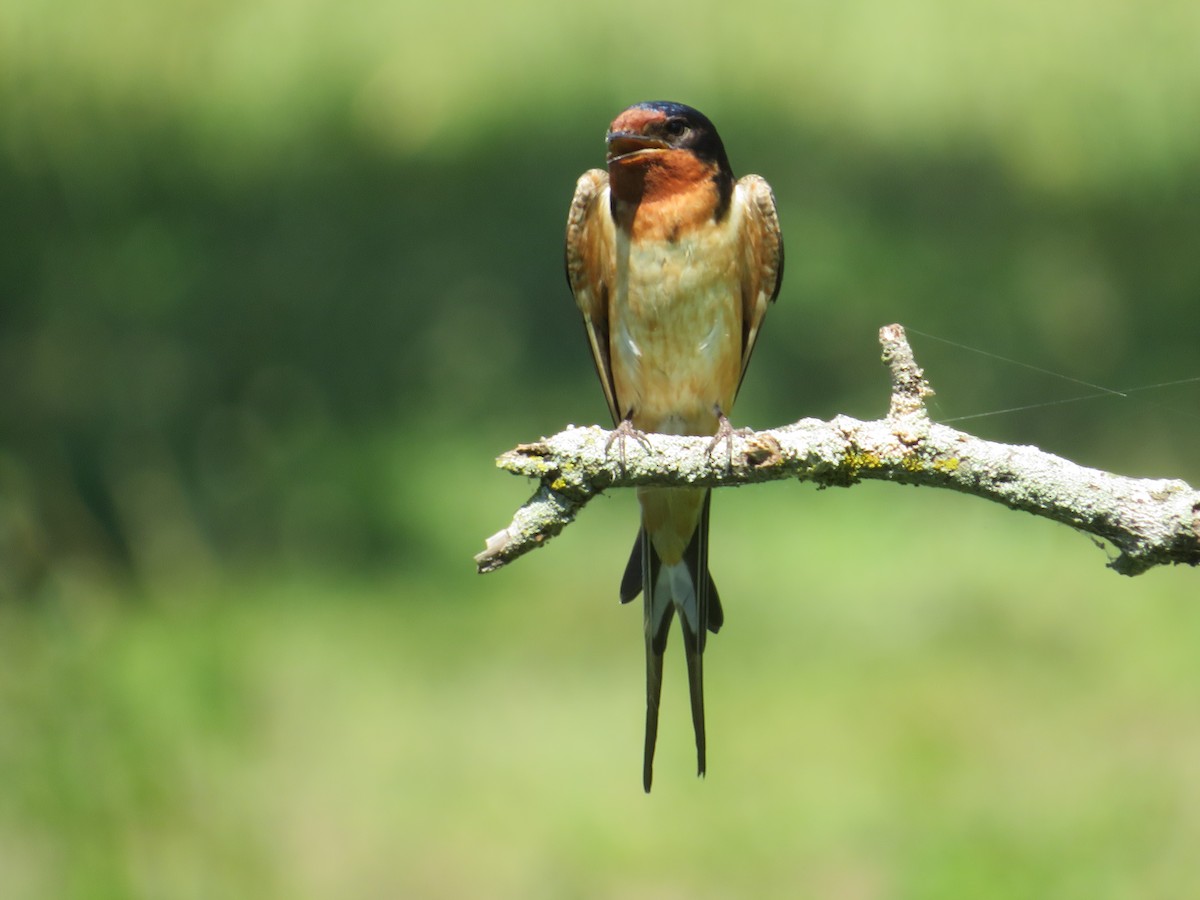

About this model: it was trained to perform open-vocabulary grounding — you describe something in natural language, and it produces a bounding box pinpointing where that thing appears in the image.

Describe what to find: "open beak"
[605,131,670,163]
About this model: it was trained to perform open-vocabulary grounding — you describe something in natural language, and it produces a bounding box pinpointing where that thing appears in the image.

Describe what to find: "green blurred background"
[3,0,1199,896]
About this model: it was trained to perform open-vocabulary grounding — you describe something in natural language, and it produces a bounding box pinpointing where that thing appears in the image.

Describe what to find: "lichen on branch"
[475,325,1200,577]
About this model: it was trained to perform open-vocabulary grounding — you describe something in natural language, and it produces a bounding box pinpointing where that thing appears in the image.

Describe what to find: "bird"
[564,101,784,791]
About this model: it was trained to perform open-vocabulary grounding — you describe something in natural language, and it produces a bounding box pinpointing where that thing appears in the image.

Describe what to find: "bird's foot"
[705,410,749,472]
[605,417,652,470]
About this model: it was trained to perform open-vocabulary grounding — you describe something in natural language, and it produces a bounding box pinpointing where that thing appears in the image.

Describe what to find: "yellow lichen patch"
[900,455,925,472]
[843,449,882,473]
[933,457,960,473]
[550,477,567,491]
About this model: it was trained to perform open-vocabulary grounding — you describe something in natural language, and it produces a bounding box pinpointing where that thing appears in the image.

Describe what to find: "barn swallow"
[564,101,784,791]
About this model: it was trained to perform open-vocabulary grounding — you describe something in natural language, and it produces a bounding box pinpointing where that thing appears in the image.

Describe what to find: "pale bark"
[476,325,1200,577]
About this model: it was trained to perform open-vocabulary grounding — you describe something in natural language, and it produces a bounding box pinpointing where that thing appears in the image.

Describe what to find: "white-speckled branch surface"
[476,325,1200,577]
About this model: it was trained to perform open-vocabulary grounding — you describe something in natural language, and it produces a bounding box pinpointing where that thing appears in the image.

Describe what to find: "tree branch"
[475,324,1200,577]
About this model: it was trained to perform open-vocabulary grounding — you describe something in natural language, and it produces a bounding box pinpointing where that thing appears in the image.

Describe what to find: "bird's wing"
[735,174,784,393]
[565,168,621,426]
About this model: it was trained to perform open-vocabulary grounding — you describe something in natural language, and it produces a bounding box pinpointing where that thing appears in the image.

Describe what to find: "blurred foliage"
[2,490,1199,898]
[2,0,1200,589]
[1,0,1199,896]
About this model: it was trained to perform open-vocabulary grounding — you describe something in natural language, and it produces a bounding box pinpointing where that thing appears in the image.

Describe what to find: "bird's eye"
[664,118,688,137]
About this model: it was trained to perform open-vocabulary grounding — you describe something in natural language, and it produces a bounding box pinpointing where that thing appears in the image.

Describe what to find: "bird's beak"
[606,131,670,163]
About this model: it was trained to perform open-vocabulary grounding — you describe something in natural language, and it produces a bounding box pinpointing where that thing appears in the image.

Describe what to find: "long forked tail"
[619,491,723,792]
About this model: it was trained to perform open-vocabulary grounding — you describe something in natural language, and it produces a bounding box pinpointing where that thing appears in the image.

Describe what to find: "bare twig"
[475,325,1200,577]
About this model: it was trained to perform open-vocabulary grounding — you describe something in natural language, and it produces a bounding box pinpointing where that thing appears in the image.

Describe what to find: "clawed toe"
[705,411,745,471]
[605,418,652,469]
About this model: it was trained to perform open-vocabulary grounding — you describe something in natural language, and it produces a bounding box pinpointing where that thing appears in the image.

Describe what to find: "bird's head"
[605,101,731,175]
